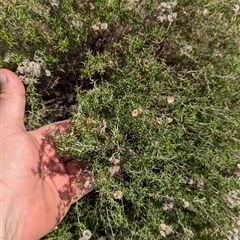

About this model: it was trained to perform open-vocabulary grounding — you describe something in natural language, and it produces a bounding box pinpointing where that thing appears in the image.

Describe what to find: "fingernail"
[0,71,7,84]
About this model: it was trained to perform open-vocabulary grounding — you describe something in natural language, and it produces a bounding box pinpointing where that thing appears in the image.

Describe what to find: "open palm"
[1,69,92,240]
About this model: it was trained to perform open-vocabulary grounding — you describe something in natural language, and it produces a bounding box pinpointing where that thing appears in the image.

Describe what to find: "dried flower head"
[203,8,209,17]
[158,223,172,237]
[167,96,175,104]
[71,20,82,28]
[3,51,14,63]
[181,42,193,55]
[100,22,108,30]
[227,190,240,208]
[196,179,204,189]
[227,228,239,240]
[167,12,177,22]
[99,119,107,133]
[132,107,142,117]
[45,69,51,77]
[114,190,123,200]
[183,176,194,185]
[185,229,194,238]
[151,140,159,146]
[162,196,174,211]
[16,55,50,84]
[156,117,163,125]
[162,202,174,211]
[82,229,92,240]
[182,199,190,208]
[49,0,59,8]
[109,165,120,177]
[155,1,178,23]
[91,24,100,31]
[232,4,240,15]
[141,58,149,65]
[91,22,108,31]
[83,171,95,189]
[166,117,173,123]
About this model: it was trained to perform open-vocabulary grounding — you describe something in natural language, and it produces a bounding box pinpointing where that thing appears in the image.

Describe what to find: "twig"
[106,207,115,239]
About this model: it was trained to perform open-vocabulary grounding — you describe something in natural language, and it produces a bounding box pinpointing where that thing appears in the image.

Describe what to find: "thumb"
[0,69,26,136]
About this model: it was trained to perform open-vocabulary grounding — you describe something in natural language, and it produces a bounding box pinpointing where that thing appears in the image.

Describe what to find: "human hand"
[0,69,92,240]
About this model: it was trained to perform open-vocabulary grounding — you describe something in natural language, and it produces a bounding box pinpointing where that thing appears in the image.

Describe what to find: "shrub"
[1,0,240,239]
